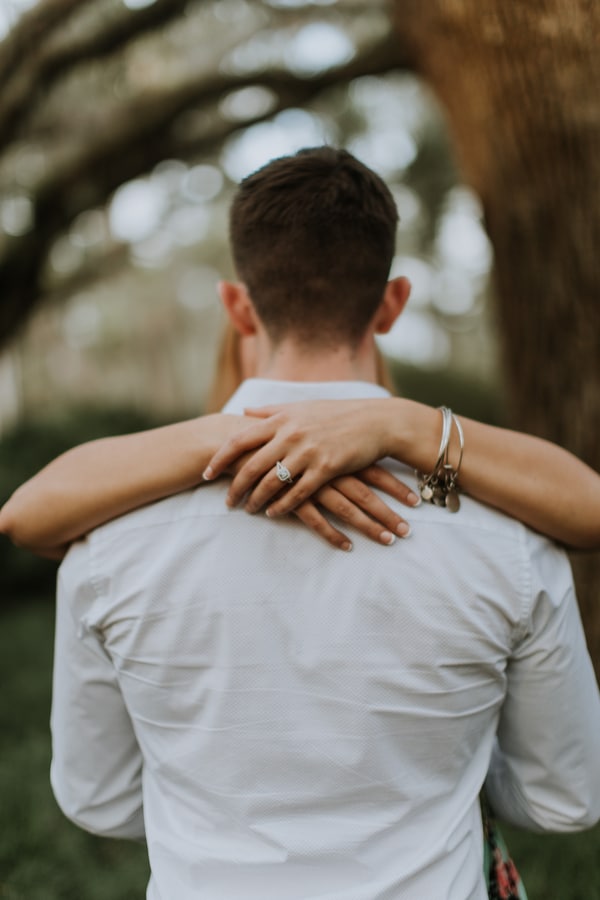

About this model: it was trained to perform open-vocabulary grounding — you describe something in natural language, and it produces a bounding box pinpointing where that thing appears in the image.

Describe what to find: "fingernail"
[396,522,411,538]
[407,491,421,506]
[380,531,396,545]
[265,508,273,518]
[341,541,353,552]
[203,467,214,481]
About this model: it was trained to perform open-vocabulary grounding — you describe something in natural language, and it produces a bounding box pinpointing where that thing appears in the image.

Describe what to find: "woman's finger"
[226,440,299,507]
[313,483,404,546]
[243,405,284,419]
[245,463,335,514]
[359,464,422,508]
[331,475,412,538]
[203,419,277,481]
[293,501,353,551]
[257,464,422,522]
[238,442,341,513]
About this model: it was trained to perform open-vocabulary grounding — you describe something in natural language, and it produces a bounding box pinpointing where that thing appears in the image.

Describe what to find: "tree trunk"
[394,0,600,671]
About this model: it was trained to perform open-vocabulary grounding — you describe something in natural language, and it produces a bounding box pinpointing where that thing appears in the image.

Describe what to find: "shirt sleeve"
[50,539,145,842]
[485,531,600,832]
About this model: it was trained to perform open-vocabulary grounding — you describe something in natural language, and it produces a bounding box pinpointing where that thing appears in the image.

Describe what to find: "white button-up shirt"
[51,379,600,900]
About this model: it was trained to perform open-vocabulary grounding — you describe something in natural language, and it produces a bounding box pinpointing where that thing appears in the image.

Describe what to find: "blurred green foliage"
[390,360,508,426]
[0,406,167,602]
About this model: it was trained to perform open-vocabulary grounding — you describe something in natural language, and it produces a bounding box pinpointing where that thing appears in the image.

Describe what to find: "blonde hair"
[205,323,244,414]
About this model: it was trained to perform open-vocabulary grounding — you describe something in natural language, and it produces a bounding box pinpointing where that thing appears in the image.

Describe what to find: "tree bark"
[393,0,600,670]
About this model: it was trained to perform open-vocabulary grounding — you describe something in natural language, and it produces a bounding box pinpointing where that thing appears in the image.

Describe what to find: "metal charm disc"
[446,490,460,513]
[420,484,434,501]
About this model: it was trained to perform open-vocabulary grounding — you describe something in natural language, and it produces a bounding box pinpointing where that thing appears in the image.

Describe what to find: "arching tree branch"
[0,0,211,150]
[0,0,95,86]
[0,28,407,348]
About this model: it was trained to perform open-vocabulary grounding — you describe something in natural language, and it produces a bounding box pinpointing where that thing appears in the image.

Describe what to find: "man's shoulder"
[386,461,571,583]
[88,481,231,547]
[386,461,534,542]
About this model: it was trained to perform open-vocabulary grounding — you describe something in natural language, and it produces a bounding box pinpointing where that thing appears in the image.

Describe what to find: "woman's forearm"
[385,398,600,549]
[2,397,598,558]
[211,396,600,551]
[0,414,244,554]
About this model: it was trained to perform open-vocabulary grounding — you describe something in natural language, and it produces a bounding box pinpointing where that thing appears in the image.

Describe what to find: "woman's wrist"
[165,414,246,487]
[380,398,442,472]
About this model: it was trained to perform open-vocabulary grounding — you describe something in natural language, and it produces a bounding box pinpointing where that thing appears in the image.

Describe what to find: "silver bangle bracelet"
[416,407,464,512]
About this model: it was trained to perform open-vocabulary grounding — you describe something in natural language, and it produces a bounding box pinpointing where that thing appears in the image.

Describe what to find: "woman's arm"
[3,397,599,558]
[0,415,244,555]
[204,397,600,550]
[0,413,414,557]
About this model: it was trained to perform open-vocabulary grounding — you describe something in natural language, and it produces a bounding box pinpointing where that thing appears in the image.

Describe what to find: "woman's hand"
[292,466,413,550]
[203,398,422,516]
[227,442,415,550]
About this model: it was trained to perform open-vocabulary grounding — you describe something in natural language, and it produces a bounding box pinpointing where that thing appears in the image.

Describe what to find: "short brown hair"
[229,147,398,348]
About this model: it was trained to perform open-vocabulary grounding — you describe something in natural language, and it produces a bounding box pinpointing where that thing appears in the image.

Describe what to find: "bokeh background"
[1,1,599,897]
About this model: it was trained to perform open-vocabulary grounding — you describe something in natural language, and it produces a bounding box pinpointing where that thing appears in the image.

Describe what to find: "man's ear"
[218,281,258,337]
[373,276,411,334]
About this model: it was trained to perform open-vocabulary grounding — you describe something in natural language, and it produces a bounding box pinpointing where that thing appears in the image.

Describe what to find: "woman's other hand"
[203,399,422,515]
[292,467,414,551]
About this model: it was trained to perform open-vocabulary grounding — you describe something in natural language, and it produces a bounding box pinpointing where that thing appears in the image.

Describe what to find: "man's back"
[51,382,600,900]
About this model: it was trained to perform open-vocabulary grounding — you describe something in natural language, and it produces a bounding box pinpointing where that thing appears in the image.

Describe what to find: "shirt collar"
[222,378,391,414]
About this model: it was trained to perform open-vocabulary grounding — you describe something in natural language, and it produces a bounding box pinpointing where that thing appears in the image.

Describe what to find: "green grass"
[1,597,599,899]
[0,598,149,900]
[501,824,600,900]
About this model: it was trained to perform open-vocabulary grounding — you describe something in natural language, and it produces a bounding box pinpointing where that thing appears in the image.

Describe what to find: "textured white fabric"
[51,379,600,900]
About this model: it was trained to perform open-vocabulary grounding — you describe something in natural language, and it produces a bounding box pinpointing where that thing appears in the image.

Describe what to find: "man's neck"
[255,336,378,384]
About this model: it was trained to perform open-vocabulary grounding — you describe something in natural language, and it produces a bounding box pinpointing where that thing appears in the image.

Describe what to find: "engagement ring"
[276,461,294,484]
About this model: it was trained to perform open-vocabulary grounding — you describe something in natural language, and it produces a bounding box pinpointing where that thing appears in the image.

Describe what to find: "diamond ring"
[275,461,294,484]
